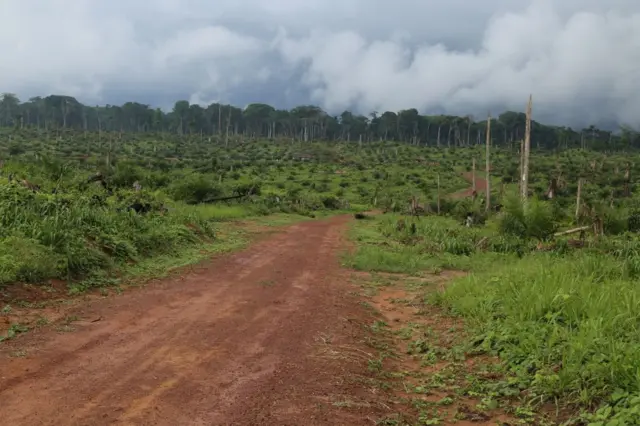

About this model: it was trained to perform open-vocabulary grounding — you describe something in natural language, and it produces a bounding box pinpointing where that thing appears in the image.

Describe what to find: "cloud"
[276,1,640,127]
[1,0,639,128]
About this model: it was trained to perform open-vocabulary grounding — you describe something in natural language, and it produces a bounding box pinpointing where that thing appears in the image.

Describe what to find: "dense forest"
[0,93,637,151]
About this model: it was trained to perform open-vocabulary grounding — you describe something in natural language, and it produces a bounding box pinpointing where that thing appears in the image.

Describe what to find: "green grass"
[173,204,255,221]
[69,227,249,294]
[348,212,640,424]
[345,214,519,274]
[436,251,640,424]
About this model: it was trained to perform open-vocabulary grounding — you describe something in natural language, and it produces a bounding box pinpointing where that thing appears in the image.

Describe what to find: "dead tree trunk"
[472,157,476,193]
[521,95,532,201]
[485,113,492,211]
[575,178,583,220]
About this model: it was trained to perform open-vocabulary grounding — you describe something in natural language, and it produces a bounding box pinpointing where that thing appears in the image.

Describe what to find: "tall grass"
[436,250,640,422]
[0,184,238,286]
[350,211,640,423]
[346,214,522,274]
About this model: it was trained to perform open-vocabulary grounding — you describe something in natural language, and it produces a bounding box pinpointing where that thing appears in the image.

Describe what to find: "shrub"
[168,174,222,204]
[498,194,557,241]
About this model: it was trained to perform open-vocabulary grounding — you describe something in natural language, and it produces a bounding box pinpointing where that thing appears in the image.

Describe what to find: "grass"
[436,252,640,423]
[345,214,520,274]
[68,227,249,294]
[348,212,640,425]
[173,203,256,221]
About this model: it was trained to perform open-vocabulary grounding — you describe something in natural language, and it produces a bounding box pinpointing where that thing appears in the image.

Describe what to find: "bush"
[0,236,63,284]
[498,194,557,241]
[168,174,222,204]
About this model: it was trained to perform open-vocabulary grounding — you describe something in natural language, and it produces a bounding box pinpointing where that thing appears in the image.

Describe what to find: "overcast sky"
[1,0,639,128]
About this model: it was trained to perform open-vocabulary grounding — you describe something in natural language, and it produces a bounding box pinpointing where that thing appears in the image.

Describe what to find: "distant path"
[449,171,488,199]
[0,216,387,425]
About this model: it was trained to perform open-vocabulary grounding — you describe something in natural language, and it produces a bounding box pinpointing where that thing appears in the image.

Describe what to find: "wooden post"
[575,178,583,220]
[472,157,476,193]
[485,113,492,211]
[225,107,231,148]
[522,95,532,201]
[437,173,441,215]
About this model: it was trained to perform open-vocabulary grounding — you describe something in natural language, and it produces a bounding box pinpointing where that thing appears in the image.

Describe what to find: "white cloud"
[1,0,639,127]
[276,1,640,126]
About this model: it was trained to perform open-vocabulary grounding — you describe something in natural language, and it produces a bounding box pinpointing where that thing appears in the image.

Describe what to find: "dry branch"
[554,226,590,237]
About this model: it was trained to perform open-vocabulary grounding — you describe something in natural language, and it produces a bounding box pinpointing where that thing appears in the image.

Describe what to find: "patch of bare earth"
[349,270,519,426]
[0,279,109,338]
[0,216,405,426]
[450,172,488,199]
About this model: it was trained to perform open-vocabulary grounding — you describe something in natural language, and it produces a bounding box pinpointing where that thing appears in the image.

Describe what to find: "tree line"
[0,92,637,151]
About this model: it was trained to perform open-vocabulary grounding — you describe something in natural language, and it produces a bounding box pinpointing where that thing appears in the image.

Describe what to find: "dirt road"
[450,172,488,199]
[0,216,387,425]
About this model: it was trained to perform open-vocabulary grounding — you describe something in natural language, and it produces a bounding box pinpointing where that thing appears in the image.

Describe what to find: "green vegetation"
[349,189,640,425]
[0,125,472,291]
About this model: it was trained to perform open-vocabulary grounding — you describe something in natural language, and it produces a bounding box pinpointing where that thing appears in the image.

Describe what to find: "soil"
[450,172,488,199]
[363,278,516,426]
[0,216,394,425]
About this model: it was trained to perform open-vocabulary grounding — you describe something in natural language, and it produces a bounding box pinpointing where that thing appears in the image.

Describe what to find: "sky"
[1,0,640,128]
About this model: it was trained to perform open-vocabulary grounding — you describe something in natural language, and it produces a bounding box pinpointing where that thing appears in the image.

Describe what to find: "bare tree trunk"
[519,139,524,195]
[472,157,476,193]
[485,113,492,211]
[575,178,583,220]
[225,107,231,148]
[521,95,532,201]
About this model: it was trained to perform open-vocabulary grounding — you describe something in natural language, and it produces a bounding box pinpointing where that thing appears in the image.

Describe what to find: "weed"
[0,323,29,342]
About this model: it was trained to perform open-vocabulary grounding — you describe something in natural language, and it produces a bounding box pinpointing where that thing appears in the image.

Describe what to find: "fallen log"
[554,226,590,237]
[475,236,489,248]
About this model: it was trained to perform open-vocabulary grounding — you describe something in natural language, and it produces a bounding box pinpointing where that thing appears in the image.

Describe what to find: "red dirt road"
[450,172,488,199]
[0,216,388,426]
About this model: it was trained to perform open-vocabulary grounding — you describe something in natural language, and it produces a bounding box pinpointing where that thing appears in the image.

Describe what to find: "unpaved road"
[450,172,488,199]
[0,216,387,425]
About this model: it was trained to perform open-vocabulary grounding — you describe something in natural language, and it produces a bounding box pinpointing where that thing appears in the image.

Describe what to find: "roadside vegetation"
[348,185,640,424]
[0,125,482,290]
